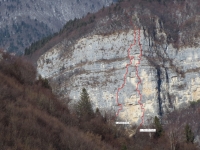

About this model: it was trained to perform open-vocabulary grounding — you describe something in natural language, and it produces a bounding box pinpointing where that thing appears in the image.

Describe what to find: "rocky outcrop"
[37,28,200,125]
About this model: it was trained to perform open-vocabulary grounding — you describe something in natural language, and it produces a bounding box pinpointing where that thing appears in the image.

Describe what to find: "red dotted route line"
[135,28,145,128]
[116,19,145,128]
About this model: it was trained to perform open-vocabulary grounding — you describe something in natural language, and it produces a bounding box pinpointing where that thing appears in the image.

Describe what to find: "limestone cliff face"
[37,28,200,125]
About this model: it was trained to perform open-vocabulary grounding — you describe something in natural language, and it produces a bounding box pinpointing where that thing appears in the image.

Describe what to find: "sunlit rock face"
[37,28,200,125]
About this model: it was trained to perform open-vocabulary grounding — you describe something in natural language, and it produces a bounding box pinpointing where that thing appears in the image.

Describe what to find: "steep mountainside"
[0,51,117,150]
[0,0,113,54]
[35,0,200,126]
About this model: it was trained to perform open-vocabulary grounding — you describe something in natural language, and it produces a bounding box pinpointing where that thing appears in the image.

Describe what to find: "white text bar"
[140,129,156,132]
[116,122,130,124]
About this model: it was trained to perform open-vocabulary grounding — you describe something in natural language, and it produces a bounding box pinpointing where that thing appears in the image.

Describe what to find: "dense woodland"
[0,18,52,54]
[0,51,199,149]
[0,0,113,54]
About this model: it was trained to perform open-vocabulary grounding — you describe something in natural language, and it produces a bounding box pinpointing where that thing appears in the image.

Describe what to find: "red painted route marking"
[135,29,145,128]
[116,19,145,128]
[116,28,136,117]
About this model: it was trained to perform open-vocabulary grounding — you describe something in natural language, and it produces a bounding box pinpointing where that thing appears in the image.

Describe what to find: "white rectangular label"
[140,129,156,132]
[116,122,130,124]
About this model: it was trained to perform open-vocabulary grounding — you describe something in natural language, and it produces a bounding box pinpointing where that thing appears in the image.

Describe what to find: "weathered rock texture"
[37,28,200,125]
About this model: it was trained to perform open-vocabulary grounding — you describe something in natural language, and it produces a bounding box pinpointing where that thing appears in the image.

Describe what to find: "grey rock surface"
[37,29,200,125]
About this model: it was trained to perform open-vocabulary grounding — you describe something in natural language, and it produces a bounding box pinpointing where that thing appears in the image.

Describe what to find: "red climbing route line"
[116,18,145,128]
[116,22,136,116]
[135,29,145,128]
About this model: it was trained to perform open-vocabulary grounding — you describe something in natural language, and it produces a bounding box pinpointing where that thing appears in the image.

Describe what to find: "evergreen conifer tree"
[154,116,163,138]
[185,124,194,143]
[76,88,94,120]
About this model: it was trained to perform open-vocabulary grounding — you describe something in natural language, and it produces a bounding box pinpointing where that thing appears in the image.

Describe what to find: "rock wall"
[37,29,200,125]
